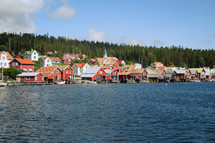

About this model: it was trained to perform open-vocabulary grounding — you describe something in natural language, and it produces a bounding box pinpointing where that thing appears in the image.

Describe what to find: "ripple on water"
[0,82,215,142]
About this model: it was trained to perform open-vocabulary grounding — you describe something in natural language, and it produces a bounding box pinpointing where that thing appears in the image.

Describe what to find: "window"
[99,71,103,74]
[12,62,15,66]
[35,77,37,80]
[34,56,36,59]
[112,72,116,75]
[29,69,32,72]
[56,70,59,73]
[66,70,68,74]
[58,75,61,78]
[26,76,30,80]
[47,60,49,62]
[4,63,6,66]
[16,62,19,66]
[2,56,5,60]
[34,52,36,55]
[68,62,71,64]
[69,70,71,74]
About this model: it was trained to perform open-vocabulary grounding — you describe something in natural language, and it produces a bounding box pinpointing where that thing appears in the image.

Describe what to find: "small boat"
[194,80,201,82]
[55,81,66,85]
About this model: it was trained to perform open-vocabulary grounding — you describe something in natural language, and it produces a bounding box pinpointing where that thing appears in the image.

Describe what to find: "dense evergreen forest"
[0,32,215,68]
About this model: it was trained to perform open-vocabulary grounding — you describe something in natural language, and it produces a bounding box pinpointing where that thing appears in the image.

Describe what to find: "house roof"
[0,51,13,60]
[15,58,35,65]
[116,60,124,64]
[57,65,72,71]
[157,66,166,70]
[23,50,36,55]
[63,56,71,60]
[90,58,96,62]
[96,57,118,65]
[50,57,61,62]
[81,67,102,78]
[114,67,122,70]
[175,70,186,74]
[165,70,174,77]
[36,66,61,77]
[146,67,163,75]
[100,65,113,69]
[74,62,86,68]
[129,68,144,74]
[17,72,42,77]
[151,62,163,67]
[104,69,117,75]
[189,68,204,73]
[119,72,130,75]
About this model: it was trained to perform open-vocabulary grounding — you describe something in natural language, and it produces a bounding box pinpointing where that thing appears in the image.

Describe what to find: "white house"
[23,49,39,61]
[72,62,90,76]
[39,57,52,68]
[0,51,13,68]
[39,57,61,68]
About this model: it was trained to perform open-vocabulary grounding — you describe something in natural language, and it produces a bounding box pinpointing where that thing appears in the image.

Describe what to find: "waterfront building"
[16,72,44,82]
[72,62,90,76]
[57,65,73,81]
[81,67,106,81]
[37,66,62,82]
[105,69,119,81]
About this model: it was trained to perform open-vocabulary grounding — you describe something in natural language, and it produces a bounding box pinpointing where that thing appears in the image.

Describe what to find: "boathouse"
[16,72,44,82]
[58,65,73,81]
[37,66,62,82]
[81,67,106,81]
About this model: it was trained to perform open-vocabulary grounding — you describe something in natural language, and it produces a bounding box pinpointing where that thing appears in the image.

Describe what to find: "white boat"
[55,81,66,85]
[194,80,201,82]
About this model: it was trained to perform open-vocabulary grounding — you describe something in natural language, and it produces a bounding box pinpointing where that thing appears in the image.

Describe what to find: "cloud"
[129,38,143,46]
[88,28,106,42]
[0,0,47,33]
[49,5,75,19]
[153,40,165,46]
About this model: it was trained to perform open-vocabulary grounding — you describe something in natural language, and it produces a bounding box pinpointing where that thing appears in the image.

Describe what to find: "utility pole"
[2,66,3,82]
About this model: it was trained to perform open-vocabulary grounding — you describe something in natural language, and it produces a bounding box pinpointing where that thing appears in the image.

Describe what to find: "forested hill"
[0,32,215,68]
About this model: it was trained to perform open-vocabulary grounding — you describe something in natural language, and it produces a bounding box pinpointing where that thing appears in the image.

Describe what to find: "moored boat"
[55,81,66,85]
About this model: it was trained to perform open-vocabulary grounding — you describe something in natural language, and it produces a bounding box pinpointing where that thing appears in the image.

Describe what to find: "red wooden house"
[10,58,35,72]
[64,56,73,65]
[81,67,106,81]
[37,66,62,82]
[16,72,44,82]
[58,65,73,81]
[113,60,126,67]
[174,70,191,82]
[105,69,118,80]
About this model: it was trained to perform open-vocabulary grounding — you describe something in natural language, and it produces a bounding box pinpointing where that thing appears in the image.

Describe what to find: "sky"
[0,0,215,49]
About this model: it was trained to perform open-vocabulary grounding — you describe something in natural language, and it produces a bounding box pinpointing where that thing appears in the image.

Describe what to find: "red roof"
[50,57,61,62]
[0,51,13,60]
[15,58,35,65]
[74,62,86,68]
[116,60,124,64]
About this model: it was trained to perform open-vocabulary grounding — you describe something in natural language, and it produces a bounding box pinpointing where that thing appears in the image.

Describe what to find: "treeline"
[0,32,215,68]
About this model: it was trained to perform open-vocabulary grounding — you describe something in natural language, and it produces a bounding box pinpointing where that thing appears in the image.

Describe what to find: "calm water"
[0,82,215,142]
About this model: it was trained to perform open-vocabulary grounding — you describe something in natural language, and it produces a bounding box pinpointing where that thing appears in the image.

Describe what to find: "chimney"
[31,48,33,51]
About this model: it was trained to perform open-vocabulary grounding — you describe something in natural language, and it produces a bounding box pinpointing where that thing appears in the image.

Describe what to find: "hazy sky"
[0,0,215,49]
